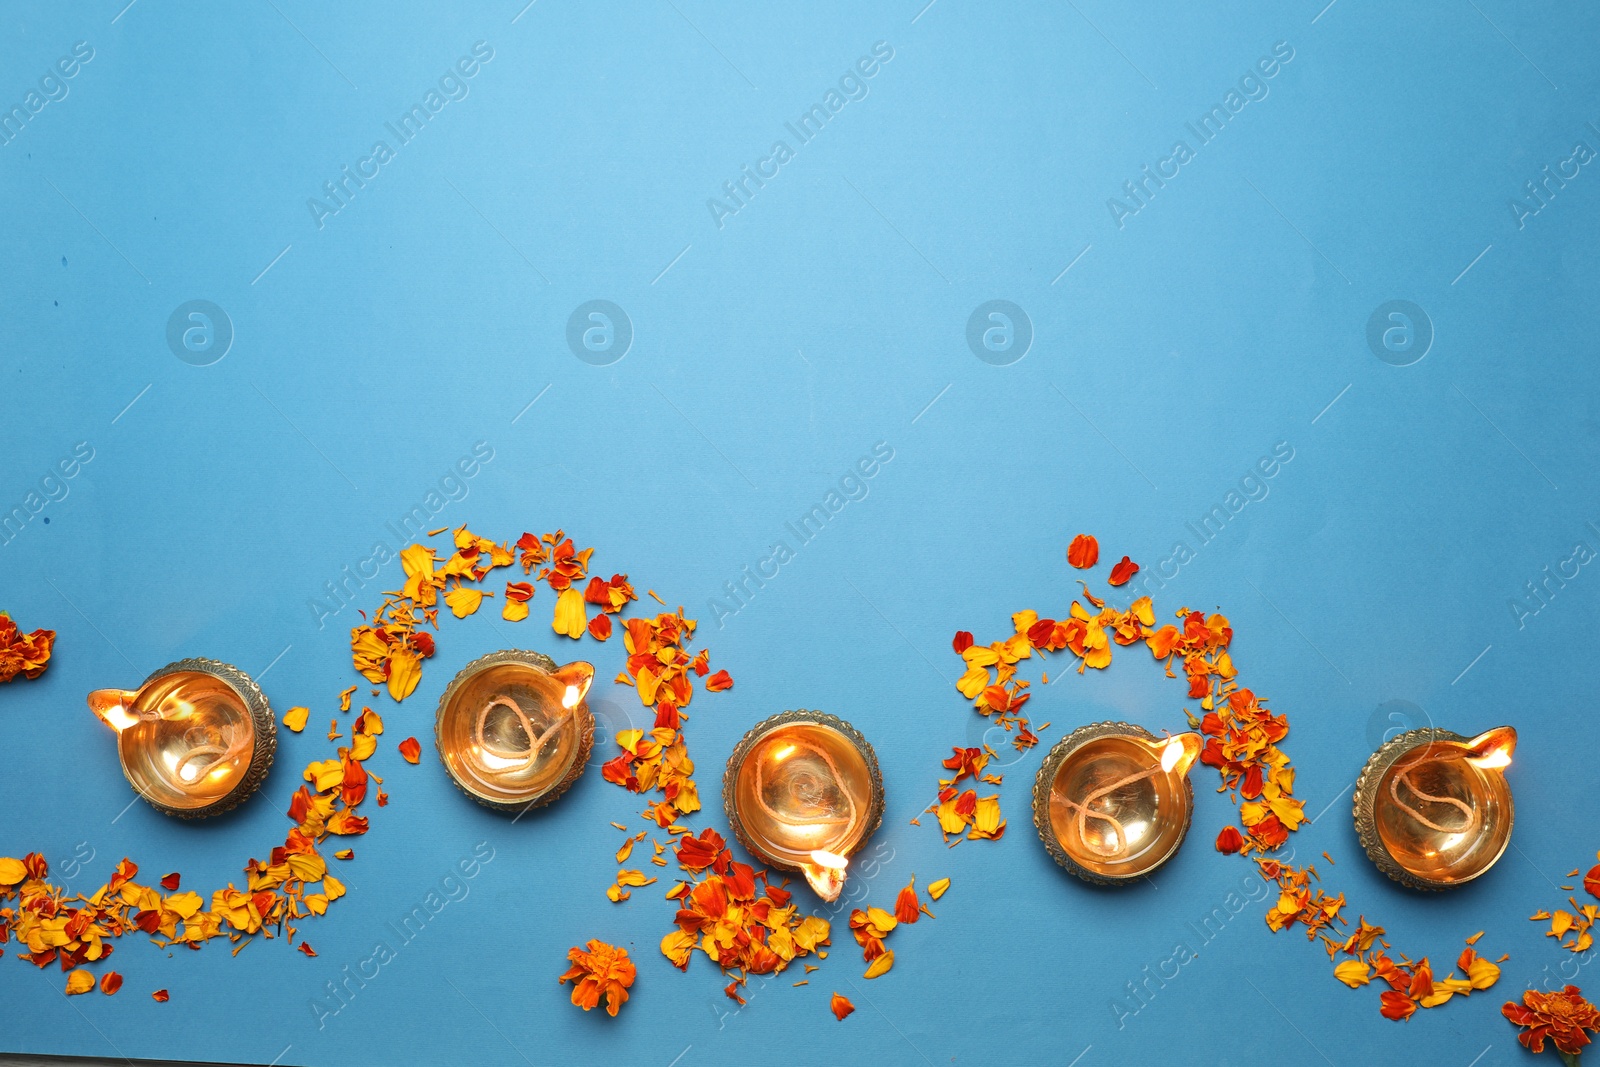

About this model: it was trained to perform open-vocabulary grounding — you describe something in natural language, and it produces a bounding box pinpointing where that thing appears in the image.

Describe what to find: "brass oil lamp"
[87,658,277,819]
[1032,722,1202,885]
[1354,726,1516,890]
[722,710,885,902]
[434,650,595,812]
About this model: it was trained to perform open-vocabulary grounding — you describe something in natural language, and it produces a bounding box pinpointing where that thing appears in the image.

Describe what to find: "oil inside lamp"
[1355,725,1517,890]
[723,711,884,902]
[434,651,595,812]
[87,658,275,818]
[1033,723,1201,884]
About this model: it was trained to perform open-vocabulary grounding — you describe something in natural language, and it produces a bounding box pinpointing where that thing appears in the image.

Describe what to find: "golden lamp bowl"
[434,650,595,813]
[87,658,276,819]
[1032,722,1202,886]
[722,710,884,900]
[1354,726,1516,890]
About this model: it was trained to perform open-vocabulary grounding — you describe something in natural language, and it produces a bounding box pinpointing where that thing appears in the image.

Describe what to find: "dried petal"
[1067,534,1099,569]
[398,737,422,764]
[830,992,855,1020]
[1379,990,1416,1021]
[1333,960,1371,988]
[1107,555,1139,586]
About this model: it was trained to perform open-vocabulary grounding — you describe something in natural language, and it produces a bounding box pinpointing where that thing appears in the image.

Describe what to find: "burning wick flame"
[1160,737,1185,773]
[1465,746,1512,770]
[561,685,581,709]
[801,849,849,902]
[1463,726,1517,771]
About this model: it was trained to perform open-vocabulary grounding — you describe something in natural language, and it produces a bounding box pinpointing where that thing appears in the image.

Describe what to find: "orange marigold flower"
[830,992,856,1020]
[1503,985,1600,1056]
[0,611,55,683]
[1066,534,1099,569]
[1107,555,1139,586]
[559,939,636,1016]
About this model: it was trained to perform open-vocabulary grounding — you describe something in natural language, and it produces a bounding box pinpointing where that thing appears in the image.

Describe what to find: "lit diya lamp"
[87,658,277,819]
[1032,722,1202,885]
[722,710,885,902]
[1353,725,1516,890]
[434,650,595,812]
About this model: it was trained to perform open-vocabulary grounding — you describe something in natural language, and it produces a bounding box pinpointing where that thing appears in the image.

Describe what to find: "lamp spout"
[87,689,144,734]
[1463,725,1516,770]
[1153,732,1203,778]
[801,850,849,902]
[553,661,595,709]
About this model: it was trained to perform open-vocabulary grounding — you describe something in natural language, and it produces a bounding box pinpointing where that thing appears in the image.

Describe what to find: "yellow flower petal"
[0,858,27,885]
[553,588,586,638]
[1332,960,1371,988]
[863,949,894,979]
[282,706,309,732]
[444,586,484,619]
[927,877,950,901]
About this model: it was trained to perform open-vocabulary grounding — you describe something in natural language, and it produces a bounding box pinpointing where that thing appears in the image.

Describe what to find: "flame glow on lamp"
[434,652,596,812]
[1034,723,1203,885]
[86,658,277,819]
[723,710,885,902]
[1354,725,1517,890]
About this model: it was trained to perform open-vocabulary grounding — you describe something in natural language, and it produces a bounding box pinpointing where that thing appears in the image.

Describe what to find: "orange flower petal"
[1066,534,1099,569]
[398,737,422,764]
[830,992,856,1020]
[1107,555,1139,586]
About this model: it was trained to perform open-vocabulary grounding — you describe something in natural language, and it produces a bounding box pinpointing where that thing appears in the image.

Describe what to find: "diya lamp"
[88,658,277,819]
[434,650,595,812]
[722,710,885,902]
[1032,722,1203,885]
[1354,725,1517,890]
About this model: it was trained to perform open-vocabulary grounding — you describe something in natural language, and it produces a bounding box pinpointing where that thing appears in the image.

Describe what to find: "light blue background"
[2,1,1598,1065]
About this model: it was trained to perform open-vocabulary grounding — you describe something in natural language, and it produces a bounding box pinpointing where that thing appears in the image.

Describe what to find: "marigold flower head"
[1503,984,1600,1056]
[559,939,636,1016]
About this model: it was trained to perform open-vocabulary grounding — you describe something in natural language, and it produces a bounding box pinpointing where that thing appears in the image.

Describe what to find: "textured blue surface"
[3,1,1599,1065]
